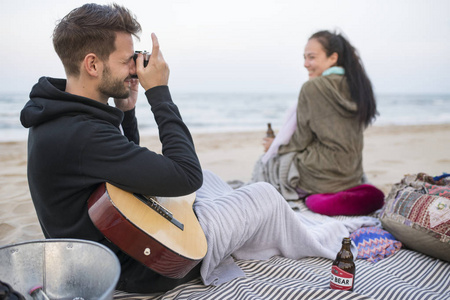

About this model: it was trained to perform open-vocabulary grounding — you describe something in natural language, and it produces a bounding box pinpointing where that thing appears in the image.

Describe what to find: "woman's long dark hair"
[310,30,378,127]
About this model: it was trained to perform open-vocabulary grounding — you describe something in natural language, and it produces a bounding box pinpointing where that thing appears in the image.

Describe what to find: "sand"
[1,123,450,247]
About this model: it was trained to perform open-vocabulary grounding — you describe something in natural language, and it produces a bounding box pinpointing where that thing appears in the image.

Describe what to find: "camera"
[133,50,150,67]
[131,50,150,78]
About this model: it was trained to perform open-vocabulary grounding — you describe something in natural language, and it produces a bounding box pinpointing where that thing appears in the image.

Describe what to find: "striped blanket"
[114,173,450,300]
[115,249,449,299]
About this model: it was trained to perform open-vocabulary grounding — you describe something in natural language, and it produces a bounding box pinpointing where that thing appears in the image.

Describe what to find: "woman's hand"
[262,137,274,152]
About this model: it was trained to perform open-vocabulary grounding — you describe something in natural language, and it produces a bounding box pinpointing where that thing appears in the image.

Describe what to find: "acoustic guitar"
[87,182,207,279]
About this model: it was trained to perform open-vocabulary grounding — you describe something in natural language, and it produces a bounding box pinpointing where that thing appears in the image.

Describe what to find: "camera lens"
[133,51,149,67]
[132,51,150,78]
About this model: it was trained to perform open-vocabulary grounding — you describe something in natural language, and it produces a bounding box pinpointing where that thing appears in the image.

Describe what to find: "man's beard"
[98,65,130,99]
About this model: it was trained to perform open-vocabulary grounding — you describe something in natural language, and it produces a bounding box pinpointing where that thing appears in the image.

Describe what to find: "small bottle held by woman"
[266,123,275,138]
[330,237,355,291]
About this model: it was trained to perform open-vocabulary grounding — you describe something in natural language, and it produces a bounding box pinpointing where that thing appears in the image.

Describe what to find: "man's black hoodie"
[20,77,203,292]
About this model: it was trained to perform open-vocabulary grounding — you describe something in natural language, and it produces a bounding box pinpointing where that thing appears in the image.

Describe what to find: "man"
[21,2,377,295]
[20,3,203,292]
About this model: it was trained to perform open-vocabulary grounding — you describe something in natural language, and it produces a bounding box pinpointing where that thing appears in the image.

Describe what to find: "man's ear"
[83,53,101,77]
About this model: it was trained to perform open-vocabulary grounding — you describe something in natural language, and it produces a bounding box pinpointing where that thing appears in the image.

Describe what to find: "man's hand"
[136,33,170,91]
[114,78,139,111]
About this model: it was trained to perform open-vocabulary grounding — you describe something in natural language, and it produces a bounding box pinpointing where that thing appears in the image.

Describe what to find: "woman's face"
[303,38,338,79]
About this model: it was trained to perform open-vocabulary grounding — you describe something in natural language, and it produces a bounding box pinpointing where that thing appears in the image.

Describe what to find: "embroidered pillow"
[379,173,450,262]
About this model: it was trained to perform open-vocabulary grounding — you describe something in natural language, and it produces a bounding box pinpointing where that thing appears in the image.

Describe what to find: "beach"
[1,123,450,247]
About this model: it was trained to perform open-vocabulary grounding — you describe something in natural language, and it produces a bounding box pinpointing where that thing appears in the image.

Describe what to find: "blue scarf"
[322,66,345,76]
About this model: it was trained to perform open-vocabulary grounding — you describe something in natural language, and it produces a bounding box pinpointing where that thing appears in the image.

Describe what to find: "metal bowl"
[0,239,120,300]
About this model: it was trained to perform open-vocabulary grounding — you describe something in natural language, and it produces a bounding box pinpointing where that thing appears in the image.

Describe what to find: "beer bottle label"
[330,266,354,290]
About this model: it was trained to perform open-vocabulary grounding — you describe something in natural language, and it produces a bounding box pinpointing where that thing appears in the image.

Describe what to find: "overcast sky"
[1,0,449,95]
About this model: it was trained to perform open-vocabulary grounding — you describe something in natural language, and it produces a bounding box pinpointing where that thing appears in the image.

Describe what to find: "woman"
[252,30,383,215]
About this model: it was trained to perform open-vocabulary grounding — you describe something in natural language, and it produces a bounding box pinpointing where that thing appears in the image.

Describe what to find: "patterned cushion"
[350,226,402,263]
[379,173,450,262]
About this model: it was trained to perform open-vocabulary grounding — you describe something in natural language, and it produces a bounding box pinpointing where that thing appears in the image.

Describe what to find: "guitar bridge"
[133,193,184,231]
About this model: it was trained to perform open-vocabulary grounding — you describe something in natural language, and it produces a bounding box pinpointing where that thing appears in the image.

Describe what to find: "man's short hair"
[53,3,141,77]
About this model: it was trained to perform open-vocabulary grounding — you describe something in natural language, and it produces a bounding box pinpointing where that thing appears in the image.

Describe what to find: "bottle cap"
[29,285,43,295]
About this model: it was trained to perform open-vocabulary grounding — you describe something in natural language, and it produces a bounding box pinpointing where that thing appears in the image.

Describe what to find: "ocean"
[1,91,450,142]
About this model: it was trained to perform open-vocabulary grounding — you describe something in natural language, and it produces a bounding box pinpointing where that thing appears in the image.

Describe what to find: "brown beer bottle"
[29,286,50,300]
[330,237,355,291]
[266,123,275,138]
